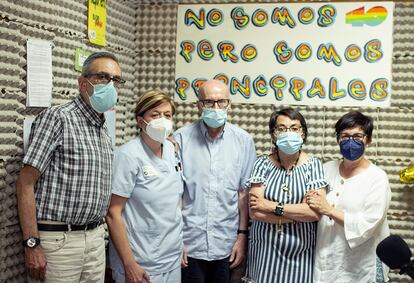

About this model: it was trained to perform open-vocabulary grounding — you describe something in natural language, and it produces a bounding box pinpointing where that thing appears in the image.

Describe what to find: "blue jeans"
[182,257,230,283]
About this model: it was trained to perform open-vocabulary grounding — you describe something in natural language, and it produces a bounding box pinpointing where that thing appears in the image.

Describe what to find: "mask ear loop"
[136,116,148,133]
[80,79,93,100]
[141,119,150,135]
[85,79,95,94]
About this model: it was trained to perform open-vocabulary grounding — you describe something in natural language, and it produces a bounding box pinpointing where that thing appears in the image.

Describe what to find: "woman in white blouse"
[307,111,391,283]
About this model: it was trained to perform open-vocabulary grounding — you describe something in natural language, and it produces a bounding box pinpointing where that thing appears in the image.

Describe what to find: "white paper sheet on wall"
[26,39,53,107]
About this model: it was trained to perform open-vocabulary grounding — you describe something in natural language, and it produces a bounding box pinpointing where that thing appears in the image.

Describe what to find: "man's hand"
[181,247,188,268]
[124,261,152,283]
[229,234,247,269]
[17,165,44,280]
[25,246,47,281]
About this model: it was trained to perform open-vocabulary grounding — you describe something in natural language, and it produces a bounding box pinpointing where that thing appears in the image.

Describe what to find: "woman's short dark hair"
[335,111,374,143]
[269,108,308,143]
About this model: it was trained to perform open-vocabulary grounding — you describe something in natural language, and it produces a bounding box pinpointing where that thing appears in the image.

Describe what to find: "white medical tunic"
[109,137,183,276]
[314,160,391,283]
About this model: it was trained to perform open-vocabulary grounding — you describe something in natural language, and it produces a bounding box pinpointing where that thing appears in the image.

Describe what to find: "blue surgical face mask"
[88,81,118,113]
[275,132,303,155]
[340,139,365,161]
[201,108,227,129]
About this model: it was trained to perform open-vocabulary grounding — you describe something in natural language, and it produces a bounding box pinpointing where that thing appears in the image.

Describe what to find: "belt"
[38,219,104,232]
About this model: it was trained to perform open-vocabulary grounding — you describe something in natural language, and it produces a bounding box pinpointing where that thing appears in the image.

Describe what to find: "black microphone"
[376,235,414,279]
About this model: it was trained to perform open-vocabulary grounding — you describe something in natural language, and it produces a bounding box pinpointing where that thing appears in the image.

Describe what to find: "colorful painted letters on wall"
[175,2,394,107]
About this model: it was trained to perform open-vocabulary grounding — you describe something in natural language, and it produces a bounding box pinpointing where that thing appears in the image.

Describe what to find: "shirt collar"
[198,119,226,141]
[74,96,105,127]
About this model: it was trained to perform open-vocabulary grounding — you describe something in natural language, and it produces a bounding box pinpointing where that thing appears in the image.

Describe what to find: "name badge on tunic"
[142,165,158,177]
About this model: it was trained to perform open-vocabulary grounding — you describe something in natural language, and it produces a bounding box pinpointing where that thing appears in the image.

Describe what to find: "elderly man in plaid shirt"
[16,52,124,283]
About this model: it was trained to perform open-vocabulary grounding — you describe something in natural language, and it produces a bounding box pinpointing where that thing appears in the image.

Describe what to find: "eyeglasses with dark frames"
[199,99,230,109]
[86,72,126,87]
[337,133,367,142]
[274,125,302,134]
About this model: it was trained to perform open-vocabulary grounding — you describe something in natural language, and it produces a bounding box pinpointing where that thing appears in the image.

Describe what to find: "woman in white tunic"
[106,90,183,283]
[308,111,391,283]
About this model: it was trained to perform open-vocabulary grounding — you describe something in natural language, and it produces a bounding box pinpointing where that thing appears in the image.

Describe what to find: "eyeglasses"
[338,133,367,142]
[274,125,302,134]
[86,72,126,87]
[199,99,230,109]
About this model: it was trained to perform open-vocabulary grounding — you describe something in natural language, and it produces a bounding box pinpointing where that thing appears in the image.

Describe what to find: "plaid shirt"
[23,96,112,225]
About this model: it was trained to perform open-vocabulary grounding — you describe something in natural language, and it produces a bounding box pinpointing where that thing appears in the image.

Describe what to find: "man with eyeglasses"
[174,79,256,283]
[16,51,125,283]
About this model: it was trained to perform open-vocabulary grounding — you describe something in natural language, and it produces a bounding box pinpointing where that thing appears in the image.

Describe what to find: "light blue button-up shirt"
[174,120,256,260]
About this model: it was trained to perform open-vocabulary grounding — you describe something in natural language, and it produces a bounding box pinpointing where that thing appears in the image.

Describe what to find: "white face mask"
[143,117,173,143]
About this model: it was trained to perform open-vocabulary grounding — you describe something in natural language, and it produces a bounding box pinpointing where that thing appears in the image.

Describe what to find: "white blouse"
[314,160,391,283]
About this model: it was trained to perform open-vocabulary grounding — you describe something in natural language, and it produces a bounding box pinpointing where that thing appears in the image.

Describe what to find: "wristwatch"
[237,229,249,236]
[22,237,41,248]
[274,203,284,216]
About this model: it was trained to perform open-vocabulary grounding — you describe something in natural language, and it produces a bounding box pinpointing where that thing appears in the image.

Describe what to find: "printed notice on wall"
[88,0,107,46]
[75,48,92,72]
[26,39,53,107]
[175,2,394,107]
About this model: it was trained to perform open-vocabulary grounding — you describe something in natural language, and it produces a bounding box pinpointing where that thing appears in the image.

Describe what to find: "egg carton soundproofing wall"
[134,1,414,282]
[0,0,413,282]
[0,0,137,281]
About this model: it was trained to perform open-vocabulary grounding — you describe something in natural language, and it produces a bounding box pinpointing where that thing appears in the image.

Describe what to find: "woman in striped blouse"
[245,108,328,283]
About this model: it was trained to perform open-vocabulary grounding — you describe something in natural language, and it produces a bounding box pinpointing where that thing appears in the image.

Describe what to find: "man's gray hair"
[81,51,119,76]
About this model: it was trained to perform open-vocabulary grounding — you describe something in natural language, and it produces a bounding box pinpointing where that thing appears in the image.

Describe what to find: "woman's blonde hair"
[134,89,176,118]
